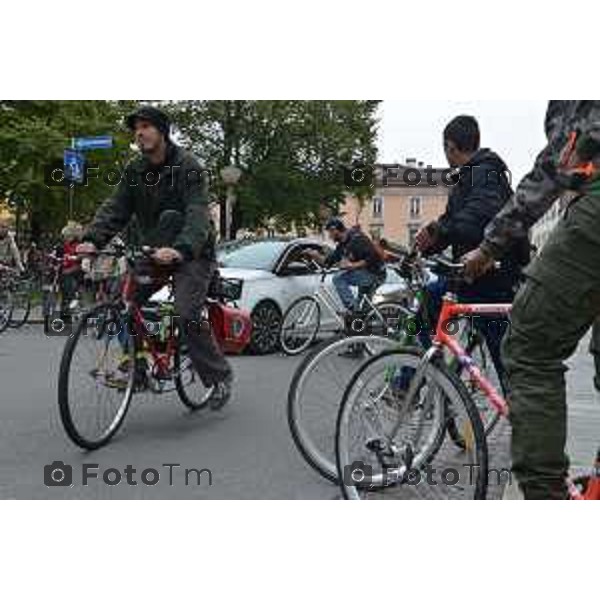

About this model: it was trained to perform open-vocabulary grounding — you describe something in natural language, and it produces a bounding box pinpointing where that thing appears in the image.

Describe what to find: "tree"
[0,100,381,242]
[0,101,136,241]
[165,100,380,238]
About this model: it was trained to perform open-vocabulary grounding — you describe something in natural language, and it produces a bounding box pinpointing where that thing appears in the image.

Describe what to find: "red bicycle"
[57,245,249,450]
[335,255,600,500]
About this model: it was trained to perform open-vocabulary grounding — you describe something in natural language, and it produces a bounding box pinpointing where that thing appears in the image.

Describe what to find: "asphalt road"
[0,325,598,499]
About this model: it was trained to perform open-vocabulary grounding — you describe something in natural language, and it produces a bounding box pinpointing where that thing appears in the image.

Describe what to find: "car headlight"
[219,278,244,302]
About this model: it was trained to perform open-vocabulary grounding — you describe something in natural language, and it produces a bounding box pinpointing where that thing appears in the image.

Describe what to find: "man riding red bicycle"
[77,105,233,410]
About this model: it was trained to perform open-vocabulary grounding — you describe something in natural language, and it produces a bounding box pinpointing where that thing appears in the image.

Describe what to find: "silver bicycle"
[279,260,405,356]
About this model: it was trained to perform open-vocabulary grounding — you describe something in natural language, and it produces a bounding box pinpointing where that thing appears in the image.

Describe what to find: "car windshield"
[220,241,289,271]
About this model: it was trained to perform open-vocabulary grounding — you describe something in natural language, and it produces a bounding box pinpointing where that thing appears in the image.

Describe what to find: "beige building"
[341,160,450,249]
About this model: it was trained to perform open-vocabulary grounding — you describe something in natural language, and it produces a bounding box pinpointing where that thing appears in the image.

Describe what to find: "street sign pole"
[64,135,112,220]
[69,138,75,220]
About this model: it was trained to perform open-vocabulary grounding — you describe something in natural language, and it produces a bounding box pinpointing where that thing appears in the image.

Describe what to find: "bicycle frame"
[434,293,511,417]
[118,263,180,381]
[308,263,391,330]
[313,279,346,327]
[426,291,599,499]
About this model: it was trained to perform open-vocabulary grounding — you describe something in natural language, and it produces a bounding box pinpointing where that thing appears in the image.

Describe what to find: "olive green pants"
[503,194,600,499]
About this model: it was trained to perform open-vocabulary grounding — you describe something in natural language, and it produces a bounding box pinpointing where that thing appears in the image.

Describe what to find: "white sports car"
[153,237,408,354]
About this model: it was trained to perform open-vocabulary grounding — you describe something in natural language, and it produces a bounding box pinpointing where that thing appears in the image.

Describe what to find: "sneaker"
[117,355,132,373]
[208,373,234,411]
[103,370,130,391]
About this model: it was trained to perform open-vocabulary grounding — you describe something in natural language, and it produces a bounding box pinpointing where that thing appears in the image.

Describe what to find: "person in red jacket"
[59,221,83,316]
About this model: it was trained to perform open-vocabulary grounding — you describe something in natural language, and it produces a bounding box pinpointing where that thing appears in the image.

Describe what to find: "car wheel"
[249,301,282,355]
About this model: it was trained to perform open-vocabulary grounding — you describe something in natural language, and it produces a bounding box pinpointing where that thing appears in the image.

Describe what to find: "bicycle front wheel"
[8,277,32,328]
[280,296,321,356]
[336,347,488,500]
[288,334,399,482]
[58,303,135,450]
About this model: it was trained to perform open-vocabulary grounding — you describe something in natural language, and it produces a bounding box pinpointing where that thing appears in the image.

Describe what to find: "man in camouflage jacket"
[465,100,600,499]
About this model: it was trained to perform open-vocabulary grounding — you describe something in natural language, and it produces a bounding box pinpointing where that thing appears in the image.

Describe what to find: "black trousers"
[134,258,232,388]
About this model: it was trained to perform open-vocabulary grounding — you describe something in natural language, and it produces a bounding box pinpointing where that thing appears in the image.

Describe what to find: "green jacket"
[482,100,600,259]
[85,143,214,261]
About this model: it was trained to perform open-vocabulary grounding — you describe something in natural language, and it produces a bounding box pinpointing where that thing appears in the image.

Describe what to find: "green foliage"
[165,100,380,233]
[0,100,136,238]
[0,100,380,239]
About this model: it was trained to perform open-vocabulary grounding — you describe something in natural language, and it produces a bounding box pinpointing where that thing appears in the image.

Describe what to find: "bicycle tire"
[58,303,135,450]
[288,334,399,482]
[8,278,32,328]
[364,301,408,337]
[0,288,13,334]
[336,347,489,500]
[175,338,212,411]
[280,296,321,356]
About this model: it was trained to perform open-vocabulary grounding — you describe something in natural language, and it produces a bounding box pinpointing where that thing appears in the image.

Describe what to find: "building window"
[409,196,421,219]
[408,224,420,247]
[372,196,383,218]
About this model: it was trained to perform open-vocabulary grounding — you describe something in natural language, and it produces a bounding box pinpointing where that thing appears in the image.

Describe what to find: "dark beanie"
[126,106,171,139]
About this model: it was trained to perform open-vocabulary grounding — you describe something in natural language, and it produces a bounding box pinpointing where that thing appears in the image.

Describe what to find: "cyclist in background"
[57,221,84,317]
[0,220,24,274]
[306,217,385,316]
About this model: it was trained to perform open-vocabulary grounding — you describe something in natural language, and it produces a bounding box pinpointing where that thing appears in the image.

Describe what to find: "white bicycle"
[279,260,405,356]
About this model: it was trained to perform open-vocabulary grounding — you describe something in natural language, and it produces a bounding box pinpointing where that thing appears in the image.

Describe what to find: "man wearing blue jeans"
[308,218,385,315]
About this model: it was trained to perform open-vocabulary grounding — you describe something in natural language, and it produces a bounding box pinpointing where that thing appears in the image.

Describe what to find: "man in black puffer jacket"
[416,115,530,388]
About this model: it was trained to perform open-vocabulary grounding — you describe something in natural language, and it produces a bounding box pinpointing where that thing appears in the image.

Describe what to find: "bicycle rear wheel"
[288,334,399,482]
[0,287,12,333]
[174,336,212,411]
[364,301,408,337]
[58,303,135,450]
[280,296,321,356]
[336,347,488,499]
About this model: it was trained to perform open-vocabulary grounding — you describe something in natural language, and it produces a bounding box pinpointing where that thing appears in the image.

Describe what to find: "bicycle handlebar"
[397,253,501,282]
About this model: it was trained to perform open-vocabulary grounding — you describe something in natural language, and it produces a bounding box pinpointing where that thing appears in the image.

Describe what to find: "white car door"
[274,243,323,313]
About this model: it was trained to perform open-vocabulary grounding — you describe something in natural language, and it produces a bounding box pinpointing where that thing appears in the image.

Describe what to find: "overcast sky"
[377,100,549,184]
